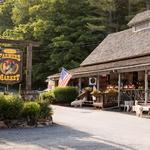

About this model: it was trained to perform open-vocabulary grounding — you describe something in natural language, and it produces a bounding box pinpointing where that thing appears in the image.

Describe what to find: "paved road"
[0,105,150,150]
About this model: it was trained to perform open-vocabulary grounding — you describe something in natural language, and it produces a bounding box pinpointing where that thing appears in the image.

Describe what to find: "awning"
[47,55,150,81]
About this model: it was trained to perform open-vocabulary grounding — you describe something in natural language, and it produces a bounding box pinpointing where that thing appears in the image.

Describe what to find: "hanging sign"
[0,48,23,84]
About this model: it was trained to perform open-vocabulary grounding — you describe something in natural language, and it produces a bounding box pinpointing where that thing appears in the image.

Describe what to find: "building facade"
[47,10,150,108]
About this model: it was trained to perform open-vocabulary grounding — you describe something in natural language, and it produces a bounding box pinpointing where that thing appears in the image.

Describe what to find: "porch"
[48,56,150,111]
[70,71,150,109]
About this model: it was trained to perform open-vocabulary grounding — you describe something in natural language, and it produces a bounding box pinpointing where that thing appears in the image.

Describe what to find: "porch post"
[97,74,100,90]
[78,77,82,94]
[145,70,148,104]
[118,73,121,107]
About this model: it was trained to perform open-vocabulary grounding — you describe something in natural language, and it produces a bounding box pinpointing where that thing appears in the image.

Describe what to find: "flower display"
[123,84,135,89]
[84,87,93,92]
[104,85,118,94]
[91,90,102,97]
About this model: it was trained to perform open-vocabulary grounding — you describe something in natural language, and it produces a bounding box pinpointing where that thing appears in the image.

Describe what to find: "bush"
[0,94,7,119]
[22,102,40,125]
[53,86,78,103]
[2,95,23,120]
[0,93,54,126]
[38,101,53,119]
[40,91,55,103]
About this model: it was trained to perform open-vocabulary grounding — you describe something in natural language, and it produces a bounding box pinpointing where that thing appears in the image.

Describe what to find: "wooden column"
[26,44,32,91]
[118,73,121,107]
[78,77,82,94]
[145,70,148,104]
[97,74,100,90]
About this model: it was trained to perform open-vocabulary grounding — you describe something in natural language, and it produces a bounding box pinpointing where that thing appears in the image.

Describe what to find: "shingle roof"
[128,10,150,27]
[48,55,150,80]
[47,10,150,80]
[80,27,150,66]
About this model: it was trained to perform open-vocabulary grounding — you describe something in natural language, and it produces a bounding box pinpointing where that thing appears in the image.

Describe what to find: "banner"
[0,48,23,84]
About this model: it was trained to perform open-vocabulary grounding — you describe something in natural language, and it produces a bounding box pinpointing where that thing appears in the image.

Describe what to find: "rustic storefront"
[47,10,150,108]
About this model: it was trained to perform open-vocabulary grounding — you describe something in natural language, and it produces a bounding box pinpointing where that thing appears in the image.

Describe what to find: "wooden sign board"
[0,48,23,84]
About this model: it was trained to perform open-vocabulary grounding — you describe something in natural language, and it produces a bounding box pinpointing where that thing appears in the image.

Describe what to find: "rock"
[45,122,50,126]
[18,122,28,128]
[0,121,7,128]
[37,124,45,128]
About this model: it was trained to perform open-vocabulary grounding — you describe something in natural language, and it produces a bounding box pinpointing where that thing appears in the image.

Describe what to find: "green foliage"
[0,93,53,126]
[53,86,78,103]
[22,101,40,119]
[0,0,149,89]
[0,94,7,119]
[38,101,53,119]
[1,95,23,120]
[22,101,40,125]
[0,0,14,34]
[40,91,55,103]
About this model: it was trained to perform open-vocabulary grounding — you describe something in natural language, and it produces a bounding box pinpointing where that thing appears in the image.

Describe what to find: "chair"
[124,101,134,112]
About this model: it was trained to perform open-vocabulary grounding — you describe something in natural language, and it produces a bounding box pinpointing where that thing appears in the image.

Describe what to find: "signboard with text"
[0,48,23,84]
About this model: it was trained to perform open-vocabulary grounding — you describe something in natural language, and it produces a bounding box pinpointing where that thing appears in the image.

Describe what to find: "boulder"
[0,121,7,128]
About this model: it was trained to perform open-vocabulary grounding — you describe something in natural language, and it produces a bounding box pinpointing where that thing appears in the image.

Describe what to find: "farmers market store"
[47,10,150,108]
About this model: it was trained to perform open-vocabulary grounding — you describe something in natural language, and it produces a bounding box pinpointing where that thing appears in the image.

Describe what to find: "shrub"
[38,101,53,119]
[3,95,23,120]
[22,102,40,125]
[0,94,7,119]
[53,86,78,103]
[40,91,55,103]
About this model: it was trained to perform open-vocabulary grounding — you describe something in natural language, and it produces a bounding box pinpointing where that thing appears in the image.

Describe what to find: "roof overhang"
[47,55,150,81]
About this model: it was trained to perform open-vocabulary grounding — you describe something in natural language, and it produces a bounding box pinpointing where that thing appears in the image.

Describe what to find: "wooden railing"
[121,89,144,101]
[121,89,150,103]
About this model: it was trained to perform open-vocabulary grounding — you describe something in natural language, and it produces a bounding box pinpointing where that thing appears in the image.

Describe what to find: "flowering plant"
[84,87,93,92]
[91,90,102,97]
[104,85,118,95]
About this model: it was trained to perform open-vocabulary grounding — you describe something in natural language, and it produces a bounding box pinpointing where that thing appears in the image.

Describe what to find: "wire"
[32,42,101,53]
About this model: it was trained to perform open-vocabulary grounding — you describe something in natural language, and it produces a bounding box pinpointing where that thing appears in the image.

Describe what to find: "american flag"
[58,67,72,87]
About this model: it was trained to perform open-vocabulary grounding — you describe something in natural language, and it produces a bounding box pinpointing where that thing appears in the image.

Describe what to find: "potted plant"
[91,90,102,97]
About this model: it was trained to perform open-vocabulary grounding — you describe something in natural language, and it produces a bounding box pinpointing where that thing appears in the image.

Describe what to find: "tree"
[0,0,149,89]
[0,0,14,34]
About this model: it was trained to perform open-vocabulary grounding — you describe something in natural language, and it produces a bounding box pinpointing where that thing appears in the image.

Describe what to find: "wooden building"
[47,10,150,108]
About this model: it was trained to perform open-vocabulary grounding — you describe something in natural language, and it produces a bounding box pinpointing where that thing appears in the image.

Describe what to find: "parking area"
[0,105,150,150]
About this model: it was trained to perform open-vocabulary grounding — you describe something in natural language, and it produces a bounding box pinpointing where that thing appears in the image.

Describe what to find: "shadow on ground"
[0,124,136,150]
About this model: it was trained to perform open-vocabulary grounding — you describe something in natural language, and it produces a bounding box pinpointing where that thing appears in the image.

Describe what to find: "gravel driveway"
[0,105,150,150]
